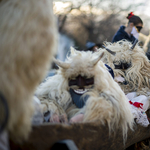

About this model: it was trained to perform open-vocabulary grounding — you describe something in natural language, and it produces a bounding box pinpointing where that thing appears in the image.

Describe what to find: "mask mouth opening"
[69,75,94,94]
[73,89,88,94]
[69,88,90,108]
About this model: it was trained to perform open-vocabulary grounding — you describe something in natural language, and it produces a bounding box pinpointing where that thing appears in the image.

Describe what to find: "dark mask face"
[113,61,131,70]
[69,75,94,94]
[68,65,114,108]
[68,65,114,94]
[69,75,94,108]
[69,75,94,88]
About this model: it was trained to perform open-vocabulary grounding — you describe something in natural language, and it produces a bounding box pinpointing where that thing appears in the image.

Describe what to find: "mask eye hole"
[124,62,131,69]
[113,61,131,70]
[69,75,94,87]
[113,61,121,69]
[85,77,94,85]
[69,79,77,86]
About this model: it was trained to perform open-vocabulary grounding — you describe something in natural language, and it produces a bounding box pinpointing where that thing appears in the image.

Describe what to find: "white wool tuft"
[0,0,57,141]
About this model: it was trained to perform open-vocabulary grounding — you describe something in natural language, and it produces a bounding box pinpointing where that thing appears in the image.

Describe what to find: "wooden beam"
[10,123,150,150]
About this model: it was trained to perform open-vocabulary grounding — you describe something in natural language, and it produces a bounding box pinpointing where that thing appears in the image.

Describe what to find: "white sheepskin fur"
[100,40,150,94]
[36,48,134,140]
[0,0,57,141]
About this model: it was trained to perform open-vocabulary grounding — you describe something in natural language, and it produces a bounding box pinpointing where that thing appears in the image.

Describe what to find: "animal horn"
[91,52,104,66]
[102,45,116,56]
[70,47,76,54]
[130,39,138,50]
[53,58,70,69]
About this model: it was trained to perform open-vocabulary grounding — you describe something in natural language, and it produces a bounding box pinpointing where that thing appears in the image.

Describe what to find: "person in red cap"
[112,12,143,43]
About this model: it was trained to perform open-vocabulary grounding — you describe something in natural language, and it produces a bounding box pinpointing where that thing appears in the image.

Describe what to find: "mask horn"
[130,39,138,50]
[70,47,76,54]
[102,45,116,56]
[91,52,104,66]
[53,58,70,69]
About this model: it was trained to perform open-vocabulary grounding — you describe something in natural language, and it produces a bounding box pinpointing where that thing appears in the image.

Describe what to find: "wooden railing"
[10,122,150,150]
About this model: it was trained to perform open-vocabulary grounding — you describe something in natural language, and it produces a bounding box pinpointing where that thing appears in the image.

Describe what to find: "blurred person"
[112,12,143,43]
[86,41,102,52]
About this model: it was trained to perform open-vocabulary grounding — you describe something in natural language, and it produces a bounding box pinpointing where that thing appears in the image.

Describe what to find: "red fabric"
[128,12,134,19]
[129,100,143,109]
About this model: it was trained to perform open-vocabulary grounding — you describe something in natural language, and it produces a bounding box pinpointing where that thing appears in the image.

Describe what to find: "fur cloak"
[36,48,134,139]
[0,0,57,141]
[101,40,150,96]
